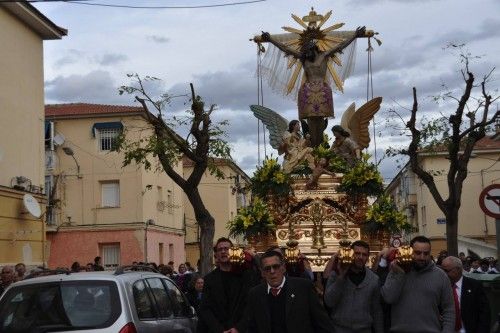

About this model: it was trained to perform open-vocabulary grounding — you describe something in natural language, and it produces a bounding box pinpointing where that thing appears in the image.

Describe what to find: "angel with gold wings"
[332,97,383,166]
[250,105,315,174]
[254,8,378,148]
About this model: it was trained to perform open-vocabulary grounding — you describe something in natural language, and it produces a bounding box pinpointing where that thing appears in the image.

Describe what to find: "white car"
[0,266,197,332]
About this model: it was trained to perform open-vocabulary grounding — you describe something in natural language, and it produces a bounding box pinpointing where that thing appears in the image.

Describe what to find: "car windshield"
[0,280,120,332]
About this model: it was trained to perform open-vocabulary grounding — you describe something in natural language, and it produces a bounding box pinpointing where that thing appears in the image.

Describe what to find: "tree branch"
[135,96,201,163]
[407,87,446,211]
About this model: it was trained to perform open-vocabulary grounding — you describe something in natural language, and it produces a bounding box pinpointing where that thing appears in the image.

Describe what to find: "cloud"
[167,63,295,113]
[45,70,124,104]
[423,18,500,49]
[95,53,128,66]
[54,49,84,67]
[351,0,439,5]
[147,35,170,44]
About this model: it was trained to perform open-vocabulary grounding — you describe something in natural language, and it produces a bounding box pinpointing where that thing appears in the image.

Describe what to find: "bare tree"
[389,50,498,255]
[115,74,231,274]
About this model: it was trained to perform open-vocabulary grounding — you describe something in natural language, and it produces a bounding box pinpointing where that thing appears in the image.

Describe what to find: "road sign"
[436,218,446,225]
[479,184,500,219]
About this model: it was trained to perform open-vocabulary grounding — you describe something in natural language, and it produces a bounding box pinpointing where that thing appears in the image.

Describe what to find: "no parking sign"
[479,184,500,219]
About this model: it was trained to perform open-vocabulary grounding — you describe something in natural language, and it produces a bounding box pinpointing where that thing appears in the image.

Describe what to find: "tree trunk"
[445,208,459,256]
[198,215,215,275]
[186,187,215,275]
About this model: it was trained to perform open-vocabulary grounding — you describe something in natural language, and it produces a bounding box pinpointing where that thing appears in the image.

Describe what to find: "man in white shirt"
[244,250,333,333]
[441,256,490,333]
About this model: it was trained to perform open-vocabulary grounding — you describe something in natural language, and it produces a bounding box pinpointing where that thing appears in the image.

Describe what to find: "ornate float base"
[246,233,277,252]
[267,174,369,272]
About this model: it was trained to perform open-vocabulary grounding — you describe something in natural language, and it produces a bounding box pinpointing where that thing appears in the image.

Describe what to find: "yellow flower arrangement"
[227,197,276,238]
[365,195,413,234]
[338,154,384,196]
[252,157,291,198]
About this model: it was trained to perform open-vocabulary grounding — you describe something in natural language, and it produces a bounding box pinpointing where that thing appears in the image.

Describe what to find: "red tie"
[452,284,462,331]
[270,287,281,296]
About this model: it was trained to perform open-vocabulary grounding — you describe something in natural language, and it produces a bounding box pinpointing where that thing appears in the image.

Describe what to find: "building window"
[101,243,120,269]
[92,122,123,151]
[168,243,174,262]
[98,128,120,151]
[101,181,120,207]
[159,243,164,265]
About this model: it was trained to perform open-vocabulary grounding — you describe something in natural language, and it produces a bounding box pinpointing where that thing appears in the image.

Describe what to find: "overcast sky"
[35,0,500,181]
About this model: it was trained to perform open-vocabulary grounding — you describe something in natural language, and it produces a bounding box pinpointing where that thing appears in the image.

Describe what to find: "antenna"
[22,194,42,218]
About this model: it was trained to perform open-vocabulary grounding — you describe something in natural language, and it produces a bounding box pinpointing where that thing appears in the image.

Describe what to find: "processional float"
[245,8,389,271]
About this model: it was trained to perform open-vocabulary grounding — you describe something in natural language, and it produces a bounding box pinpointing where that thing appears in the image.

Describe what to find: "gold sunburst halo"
[281,9,347,93]
[287,63,303,95]
[291,14,308,29]
[282,26,303,35]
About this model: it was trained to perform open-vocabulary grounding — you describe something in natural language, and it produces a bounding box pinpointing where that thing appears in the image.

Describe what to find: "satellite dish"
[53,133,65,146]
[23,194,42,218]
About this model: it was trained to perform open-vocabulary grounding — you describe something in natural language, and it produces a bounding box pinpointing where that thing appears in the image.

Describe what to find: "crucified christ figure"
[260,26,366,147]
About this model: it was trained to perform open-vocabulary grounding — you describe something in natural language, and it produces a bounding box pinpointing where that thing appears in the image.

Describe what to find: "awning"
[91,122,123,137]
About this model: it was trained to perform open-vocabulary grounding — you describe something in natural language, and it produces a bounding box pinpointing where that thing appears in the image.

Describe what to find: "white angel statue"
[250,105,315,174]
[331,97,383,166]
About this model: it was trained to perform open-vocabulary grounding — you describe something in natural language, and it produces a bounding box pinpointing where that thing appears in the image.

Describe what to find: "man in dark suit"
[244,249,333,333]
[198,237,260,333]
[441,256,490,333]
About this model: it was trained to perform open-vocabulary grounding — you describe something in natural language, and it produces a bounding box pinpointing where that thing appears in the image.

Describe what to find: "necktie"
[452,284,462,331]
[270,287,281,296]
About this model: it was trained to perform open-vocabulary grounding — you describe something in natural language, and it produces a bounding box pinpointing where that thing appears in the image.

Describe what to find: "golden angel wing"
[340,102,356,134]
[348,97,383,149]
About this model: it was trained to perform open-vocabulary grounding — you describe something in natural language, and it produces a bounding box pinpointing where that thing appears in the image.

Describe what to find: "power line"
[58,0,266,9]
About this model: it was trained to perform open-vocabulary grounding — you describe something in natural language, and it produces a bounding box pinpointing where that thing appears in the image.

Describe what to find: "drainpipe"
[144,221,148,263]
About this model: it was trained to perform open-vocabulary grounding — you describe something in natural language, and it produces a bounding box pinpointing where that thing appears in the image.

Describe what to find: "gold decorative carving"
[264,174,369,271]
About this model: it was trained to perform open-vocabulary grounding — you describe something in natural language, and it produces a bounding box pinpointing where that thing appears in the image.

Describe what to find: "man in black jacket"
[244,250,333,333]
[441,256,490,333]
[198,237,259,333]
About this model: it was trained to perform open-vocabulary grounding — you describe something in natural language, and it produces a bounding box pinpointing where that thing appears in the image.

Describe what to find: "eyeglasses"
[262,263,282,272]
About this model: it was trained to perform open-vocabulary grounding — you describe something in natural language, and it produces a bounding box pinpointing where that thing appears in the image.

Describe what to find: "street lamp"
[62,147,81,177]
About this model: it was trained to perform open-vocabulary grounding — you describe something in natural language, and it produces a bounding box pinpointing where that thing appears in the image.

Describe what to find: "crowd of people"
[195,236,497,333]
[0,263,26,295]
[1,237,497,332]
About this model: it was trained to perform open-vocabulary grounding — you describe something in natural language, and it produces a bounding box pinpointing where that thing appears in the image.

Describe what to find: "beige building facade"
[385,136,499,256]
[183,158,251,266]
[0,3,65,266]
[45,104,186,269]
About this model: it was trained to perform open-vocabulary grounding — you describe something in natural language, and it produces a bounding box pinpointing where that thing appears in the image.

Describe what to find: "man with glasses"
[441,256,490,333]
[198,237,259,333]
[381,236,455,333]
[244,249,333,332]
[324,240,384,333]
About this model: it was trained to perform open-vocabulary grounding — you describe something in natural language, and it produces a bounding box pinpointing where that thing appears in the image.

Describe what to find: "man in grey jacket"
[324,240,384,333]
[381,236,455,333]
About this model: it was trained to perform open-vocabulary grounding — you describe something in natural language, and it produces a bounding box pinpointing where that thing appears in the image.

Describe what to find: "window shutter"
[101,182,119,207]
[102,244,120,269]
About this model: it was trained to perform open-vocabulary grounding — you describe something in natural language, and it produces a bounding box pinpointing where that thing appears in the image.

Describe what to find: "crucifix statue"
[254,8,377,147]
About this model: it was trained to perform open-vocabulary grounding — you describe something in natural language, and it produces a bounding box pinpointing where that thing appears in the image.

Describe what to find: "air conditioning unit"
[11,176,32,191]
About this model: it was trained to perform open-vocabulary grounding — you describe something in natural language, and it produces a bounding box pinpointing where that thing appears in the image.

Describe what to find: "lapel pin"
[467,289,471,293]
